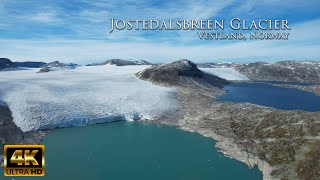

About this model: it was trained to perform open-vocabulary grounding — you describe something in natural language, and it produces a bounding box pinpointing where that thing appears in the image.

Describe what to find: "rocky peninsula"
[137,60,320,180]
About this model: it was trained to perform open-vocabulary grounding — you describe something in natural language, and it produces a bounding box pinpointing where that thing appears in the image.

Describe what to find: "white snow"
[0,65,179,132]
[200,68,250,81]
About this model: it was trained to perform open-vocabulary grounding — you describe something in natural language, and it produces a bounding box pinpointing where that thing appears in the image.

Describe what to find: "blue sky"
[0,0,320,64]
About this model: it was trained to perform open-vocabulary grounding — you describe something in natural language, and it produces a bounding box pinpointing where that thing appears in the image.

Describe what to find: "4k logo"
[4,145,45,176]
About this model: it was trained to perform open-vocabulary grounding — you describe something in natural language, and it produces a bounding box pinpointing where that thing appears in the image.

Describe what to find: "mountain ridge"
[86,59,152,66]
[136,59,230,88]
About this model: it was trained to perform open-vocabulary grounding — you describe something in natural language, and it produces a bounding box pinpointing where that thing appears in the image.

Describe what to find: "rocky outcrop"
[0,58,16,70]
[38,61,78,73]
[0,102,46,168]
[38,67,51,73]
[86,59,152,66]
[136,60,229,88]
[40,61,77,68]
[235,61,320,83]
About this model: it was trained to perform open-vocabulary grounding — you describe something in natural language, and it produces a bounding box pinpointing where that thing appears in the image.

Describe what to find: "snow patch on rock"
[200,68,249,81]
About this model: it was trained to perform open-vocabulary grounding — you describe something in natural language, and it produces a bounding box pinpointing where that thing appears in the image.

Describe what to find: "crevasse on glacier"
[0,65,179,132]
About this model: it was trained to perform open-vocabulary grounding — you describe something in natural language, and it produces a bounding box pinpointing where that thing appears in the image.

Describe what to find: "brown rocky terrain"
[234,61,320,83]
[137,60,320,180]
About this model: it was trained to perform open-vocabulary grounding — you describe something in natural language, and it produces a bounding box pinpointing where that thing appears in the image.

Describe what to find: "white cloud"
[79,10,110,23]
[0,23,9,28]
[1,18,319,64]
[0,0,319,63]
[0,38,318,64]
[29,11,61,24]
[229,0,320,16]
[290,19,320,41]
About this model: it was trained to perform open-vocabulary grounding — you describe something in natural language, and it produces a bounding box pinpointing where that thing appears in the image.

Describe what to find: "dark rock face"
[86,59,152,66]
[15,61,46,68]
[136,60,229,88]
[235,61,320,83]
[0,103,46,168]
[38,67,51,73]
[0,58,16,70]
[0,105,24,153]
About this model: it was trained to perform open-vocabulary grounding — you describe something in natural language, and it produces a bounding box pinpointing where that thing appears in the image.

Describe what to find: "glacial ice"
[200,68,249,81]
[0,65,179,132]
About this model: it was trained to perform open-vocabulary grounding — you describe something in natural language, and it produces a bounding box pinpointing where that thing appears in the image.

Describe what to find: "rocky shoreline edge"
[149,87,276,180]
[0,104,47,169]
[137,60,320,180]
[1,98,272,178]
[181,125,274,180]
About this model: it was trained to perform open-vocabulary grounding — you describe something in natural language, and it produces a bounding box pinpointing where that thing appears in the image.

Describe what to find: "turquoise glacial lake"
[1,121,262,180]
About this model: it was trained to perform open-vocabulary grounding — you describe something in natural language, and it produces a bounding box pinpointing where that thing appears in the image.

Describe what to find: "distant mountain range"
[86,59,152,66]
[0,58,15,70]
[198,61,320,83]
[38,61,78,73]
[15,61,46,68]
[2,58,320,83]
[235,61,320,83]
[0,58,46,70]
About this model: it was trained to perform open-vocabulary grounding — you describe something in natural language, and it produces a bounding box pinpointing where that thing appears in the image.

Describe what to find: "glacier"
[0,65,179,132]
[200,68,249,81]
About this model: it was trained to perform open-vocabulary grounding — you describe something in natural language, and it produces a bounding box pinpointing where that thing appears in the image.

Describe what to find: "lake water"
[1,121,262,180]
[218,82,320,112]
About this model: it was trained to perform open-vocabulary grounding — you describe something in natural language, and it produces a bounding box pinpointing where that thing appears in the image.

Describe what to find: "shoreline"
[150,82,320,180]
[1,80,320,179]
[269,83,320,96]
[179,123,274,180]
[152,86,274,180]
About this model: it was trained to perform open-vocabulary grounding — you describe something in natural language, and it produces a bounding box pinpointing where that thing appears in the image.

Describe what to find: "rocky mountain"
[1,58,47,70]
[38,61,78,73]
[0,58,16,70]
[15,61,46,68]
[234,61,320,83]
[197,62,241,68]
[198,61,320,83]
[39,61,77,68]
[86,59,152,66]
[136,59,229,88]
